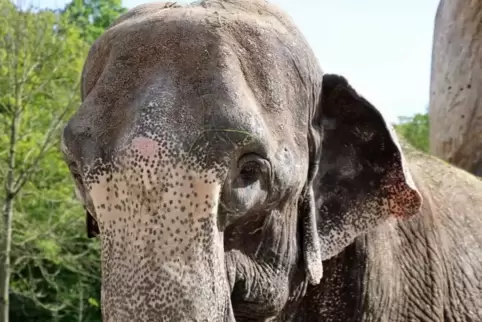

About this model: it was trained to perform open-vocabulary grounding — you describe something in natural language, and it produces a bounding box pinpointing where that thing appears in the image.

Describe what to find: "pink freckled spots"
[131,137,159,158]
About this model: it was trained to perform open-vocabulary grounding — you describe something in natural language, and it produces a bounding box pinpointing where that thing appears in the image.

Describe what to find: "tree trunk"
[0,196,13,322]
[0,92,20,322]
[429,0,482,175]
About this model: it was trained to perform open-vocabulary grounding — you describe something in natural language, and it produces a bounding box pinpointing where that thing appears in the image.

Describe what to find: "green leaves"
[0,1,126,321]
[394,112,430,153]
[88,297,99,308]
[63,0,127,43]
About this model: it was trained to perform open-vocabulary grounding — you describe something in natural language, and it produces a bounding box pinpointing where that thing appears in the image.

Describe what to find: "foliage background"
[394,111,429,153]
[0,1,125,321]
[0,0,429,321]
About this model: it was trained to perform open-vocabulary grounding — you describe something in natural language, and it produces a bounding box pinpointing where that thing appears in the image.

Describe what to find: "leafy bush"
[394,112,429,153]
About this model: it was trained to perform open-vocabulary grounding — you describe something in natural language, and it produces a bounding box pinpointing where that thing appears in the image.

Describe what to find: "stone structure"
[429,0,482,175]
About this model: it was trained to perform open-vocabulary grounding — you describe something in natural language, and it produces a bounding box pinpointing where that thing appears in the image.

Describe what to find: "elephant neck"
[294,219,406,321]
[301,213,446,322]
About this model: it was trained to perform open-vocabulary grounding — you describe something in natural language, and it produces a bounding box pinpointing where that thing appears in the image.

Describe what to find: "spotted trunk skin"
[85,137,233,321]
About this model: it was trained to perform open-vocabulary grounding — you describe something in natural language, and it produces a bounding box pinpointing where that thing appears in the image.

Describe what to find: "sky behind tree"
[27,0,439,122]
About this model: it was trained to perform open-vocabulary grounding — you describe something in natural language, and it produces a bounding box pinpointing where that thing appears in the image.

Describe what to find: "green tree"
[62,0,127,43]
[0,2,103,321]
[0,1,127,320]
[394,112,429,153]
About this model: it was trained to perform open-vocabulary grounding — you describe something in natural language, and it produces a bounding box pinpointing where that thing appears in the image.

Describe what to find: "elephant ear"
[301,74,422,285]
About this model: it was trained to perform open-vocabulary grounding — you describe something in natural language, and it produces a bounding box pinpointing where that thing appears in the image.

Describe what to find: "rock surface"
[429,0,482,176]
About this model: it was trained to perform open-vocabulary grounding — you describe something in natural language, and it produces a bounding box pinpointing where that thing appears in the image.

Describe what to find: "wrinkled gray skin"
[60,1,482,321]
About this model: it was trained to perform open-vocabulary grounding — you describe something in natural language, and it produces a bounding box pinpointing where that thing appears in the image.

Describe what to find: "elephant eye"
[236,154,271,188]
[239,161,261,183]
[221,154,271,216]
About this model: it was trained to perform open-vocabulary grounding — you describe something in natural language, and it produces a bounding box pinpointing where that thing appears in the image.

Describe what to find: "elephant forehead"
[72,0,320,162]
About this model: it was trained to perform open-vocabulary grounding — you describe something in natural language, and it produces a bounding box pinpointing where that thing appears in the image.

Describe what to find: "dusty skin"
[61,1,482,321]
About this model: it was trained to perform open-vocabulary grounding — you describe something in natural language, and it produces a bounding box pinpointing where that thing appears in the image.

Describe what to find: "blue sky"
[29,0,439,123]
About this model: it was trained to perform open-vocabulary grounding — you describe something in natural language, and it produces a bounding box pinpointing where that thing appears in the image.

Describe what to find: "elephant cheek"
[84,143,233,321]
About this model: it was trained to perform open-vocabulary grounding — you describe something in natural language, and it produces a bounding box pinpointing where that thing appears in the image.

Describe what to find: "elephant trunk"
[87,147,235,321]
[99,226,234,321]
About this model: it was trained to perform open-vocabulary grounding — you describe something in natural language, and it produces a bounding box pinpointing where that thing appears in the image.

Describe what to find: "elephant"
[60,1,482,321]
[429,0,482,176]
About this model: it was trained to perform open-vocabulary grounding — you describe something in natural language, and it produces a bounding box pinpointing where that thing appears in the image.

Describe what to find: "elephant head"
[61,1,422,321]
